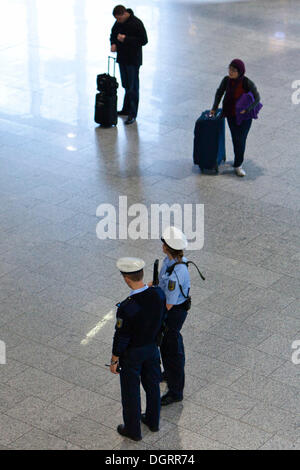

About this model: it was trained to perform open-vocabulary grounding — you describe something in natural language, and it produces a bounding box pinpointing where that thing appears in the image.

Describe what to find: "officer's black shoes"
[161,392,183,406]
[117,424,142,441]
[117,110,128,116]
[141,414,159,432]
[125,116,136,125]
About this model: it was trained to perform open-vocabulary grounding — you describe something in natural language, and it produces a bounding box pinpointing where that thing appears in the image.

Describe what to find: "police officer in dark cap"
[109,257,166,441]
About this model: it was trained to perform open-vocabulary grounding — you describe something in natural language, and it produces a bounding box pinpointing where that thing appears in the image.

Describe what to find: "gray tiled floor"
[0,0,300,450]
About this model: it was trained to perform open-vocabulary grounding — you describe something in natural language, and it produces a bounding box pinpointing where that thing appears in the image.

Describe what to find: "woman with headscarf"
[210,59,261,177]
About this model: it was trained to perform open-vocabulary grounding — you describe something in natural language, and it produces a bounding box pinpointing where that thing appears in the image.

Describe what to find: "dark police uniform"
[113,285,166,439]
[159,256,191,401]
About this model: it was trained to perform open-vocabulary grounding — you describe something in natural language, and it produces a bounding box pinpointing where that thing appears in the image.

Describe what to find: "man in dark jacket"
[110,5,148,124]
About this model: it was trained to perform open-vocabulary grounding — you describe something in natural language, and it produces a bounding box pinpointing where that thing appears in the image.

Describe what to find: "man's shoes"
[161,392,183,406]
[141,413,159,432]
[117,424,142,441]
[235,167,246,177]
[117,110,128,116]
[125,116,136,125]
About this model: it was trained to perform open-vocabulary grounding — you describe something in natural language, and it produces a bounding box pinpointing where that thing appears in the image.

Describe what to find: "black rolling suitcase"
[193,109,226,173]
[95,56,118,126]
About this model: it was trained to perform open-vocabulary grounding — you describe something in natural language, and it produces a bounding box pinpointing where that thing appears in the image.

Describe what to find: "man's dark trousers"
[119,343,161,438]
[119,64,140,118]
[227,117,252,167]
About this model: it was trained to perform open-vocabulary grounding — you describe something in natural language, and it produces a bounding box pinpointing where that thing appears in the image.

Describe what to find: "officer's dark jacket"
[110,9,148,66]
[112,287,166,356]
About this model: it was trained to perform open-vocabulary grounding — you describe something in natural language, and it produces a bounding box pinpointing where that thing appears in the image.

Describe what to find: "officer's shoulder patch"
[116,317,123,328]
[168,280,176,291]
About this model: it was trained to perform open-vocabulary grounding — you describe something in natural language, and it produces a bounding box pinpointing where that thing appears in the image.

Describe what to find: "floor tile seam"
[255,433,288,450]
[236,410,300,440]
[185,414,275,449]
[1,409,86,448]
[225,376,300,411]
[265,370,300,392]
[149,411,261,450]
[0,420,36,448]
[193,282,281,310]
[0,392,35,415]
[24,259,112,283]
[265,272,300,290]
[8,433,85,450]
[191,246,288,278]
[16,289,116,315]
[223,213,300,237]
[45,348,113,373]
[186,348,286,380]
[244,312,300,333]
[205,276,297,306]
[2,390,96,420]
[0,290,20,309]
[254,249,300,270]
[184,330,261,360]
[153,426,239,450]
[3,316,113,356]
[249,332,293,359]
[280,227,300,243]
[23,308,116,332]
[209,198,299,227]
[185,382,268,411]
[246,320,300,341]
[165,395,259,424]
[256,264,300,281]
[0,359,32,386]
[180,398,291,439]
[3,404,125,448]
[0,309,24,328]
[5,338,113,374]
[204,244,277,265]
[0,278,66,301]
[188,328,276,354]
[213,340,288,368]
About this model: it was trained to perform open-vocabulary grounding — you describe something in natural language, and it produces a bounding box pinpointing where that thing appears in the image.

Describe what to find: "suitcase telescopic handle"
[108,56,116,77]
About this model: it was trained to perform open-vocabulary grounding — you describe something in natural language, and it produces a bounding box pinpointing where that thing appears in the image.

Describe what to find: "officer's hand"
[147,281,153,287]
[117,34,126,42]
[209,110,215,117]
[111,44,117,52]
[110,362,120,374]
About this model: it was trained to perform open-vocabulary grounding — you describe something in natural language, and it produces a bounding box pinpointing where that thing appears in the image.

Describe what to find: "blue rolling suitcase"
[193,109,226,173]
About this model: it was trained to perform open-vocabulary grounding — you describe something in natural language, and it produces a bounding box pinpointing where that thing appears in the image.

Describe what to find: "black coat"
[110,9,148,66]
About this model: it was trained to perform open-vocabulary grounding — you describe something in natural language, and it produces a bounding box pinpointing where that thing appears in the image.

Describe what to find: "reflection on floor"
[0,0,300,451]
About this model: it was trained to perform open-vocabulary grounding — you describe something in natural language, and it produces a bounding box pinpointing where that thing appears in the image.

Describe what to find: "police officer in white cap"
[158,226,191,406]
[110,257,166,441]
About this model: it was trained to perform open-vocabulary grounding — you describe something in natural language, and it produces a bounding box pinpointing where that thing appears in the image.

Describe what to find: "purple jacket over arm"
[236,92,263,125]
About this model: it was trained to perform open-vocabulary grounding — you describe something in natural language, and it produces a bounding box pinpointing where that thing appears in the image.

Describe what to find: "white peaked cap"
[116,257,145,273]
[162,226,188,250]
